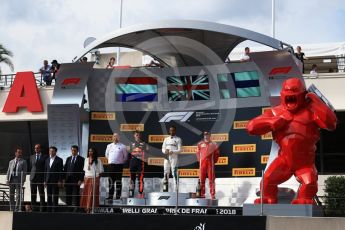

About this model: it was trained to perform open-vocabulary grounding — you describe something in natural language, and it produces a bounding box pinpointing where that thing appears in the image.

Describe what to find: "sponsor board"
[148,135,169,143]
[123,168,130,177]
[120,123,144,131]
[91,112,116,120]
[178,169,199,177]
[261,132,273,140]
[233,121,249,129]
[232,168,256,176]
[261,155,269,164]
[181,146,198,154]
[95,207,241,215]
[215,157,228,165]
[233,144,256,153]
[262,107,270,114]
[99,157,108,165]
[210,133,229,142]
[195,111,220,121]
[159,112,194,122]
[2,72,44,113]
[147,157,165,166]
[90,134,112,142]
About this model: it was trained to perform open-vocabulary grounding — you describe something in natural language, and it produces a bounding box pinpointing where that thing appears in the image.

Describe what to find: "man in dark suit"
[6,147,27,212]
[63,145,84,212]
[30,144,47,212]
[44,146,63,212]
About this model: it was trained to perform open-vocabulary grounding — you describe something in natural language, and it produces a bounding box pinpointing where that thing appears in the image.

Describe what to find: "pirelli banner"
[88,107,271,178]
[86,67,274,178]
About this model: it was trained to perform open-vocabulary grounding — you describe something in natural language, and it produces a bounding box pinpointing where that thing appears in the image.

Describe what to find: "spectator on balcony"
[106,57,116,68]
[39,60,52,86]
[80,57,88,63]
[240,47,251,62]
[310,64,318,77]
[146,59,162,67]
[295,46,307,73]
[50,60,60,81]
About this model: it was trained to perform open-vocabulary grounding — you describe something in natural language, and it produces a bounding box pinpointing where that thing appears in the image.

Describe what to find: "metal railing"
[0,169,340,215]
[0,72,54,89]
[304,55,345,73]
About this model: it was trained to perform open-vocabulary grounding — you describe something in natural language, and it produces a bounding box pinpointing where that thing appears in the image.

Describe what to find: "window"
[167,75,210,101]
[115,77,158,102]
[217,71,261,99]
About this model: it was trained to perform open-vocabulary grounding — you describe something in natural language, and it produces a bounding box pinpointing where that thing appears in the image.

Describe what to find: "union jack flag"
[167,75,210,101]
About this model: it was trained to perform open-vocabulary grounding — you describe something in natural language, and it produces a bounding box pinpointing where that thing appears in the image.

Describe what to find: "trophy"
[163,174,169,192]
[129,179,135,198]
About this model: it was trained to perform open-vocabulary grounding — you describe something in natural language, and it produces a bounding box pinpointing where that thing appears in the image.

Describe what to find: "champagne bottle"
[196,179,201,198]
[163,174,168,192]
[129,180,134,198]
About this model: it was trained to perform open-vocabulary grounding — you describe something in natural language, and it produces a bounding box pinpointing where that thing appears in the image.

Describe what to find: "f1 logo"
[62,78,80,85]
[269,66,292,75]
[159,112,194,122]
[158,196,171,200]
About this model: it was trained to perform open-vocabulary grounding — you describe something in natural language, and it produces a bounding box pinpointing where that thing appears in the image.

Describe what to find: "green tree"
[0,44,14,75]
[324,176,345,216]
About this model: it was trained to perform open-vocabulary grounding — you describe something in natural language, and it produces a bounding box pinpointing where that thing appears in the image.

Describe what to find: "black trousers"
[65,182,80,208]
[108,164,123,199]
[46,183,59,212]
[130,158,144,194]
[30,181,45,210]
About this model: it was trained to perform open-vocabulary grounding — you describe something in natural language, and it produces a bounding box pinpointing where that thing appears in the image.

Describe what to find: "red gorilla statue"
[247,78,337,204]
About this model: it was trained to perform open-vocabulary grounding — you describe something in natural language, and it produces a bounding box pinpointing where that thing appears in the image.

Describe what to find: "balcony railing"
[0,72,54,89]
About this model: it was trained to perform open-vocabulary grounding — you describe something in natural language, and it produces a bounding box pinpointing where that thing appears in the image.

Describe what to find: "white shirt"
[49,156,56,168]
[310,70,318,77]
[162,136,182,154]
[83,158,104,177]
[13,158,19,176]
[105,142,128,164]
[35,153,41,161]
[240,54,250,61]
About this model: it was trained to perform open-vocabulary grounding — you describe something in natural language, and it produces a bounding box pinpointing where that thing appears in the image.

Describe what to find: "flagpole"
[271,0,275,38]
[117,0,123,65]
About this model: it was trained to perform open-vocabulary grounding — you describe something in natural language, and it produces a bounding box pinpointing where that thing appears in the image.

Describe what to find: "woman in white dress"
[80,147,104,213]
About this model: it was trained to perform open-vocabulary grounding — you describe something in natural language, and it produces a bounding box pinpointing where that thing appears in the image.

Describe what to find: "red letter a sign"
[2,72,43,113]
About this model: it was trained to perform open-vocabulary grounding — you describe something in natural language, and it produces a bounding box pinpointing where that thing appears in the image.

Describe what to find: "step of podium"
[146,192,191,206]
[126,197,146,206]
[185,198,218,207]
[103,193,220,207]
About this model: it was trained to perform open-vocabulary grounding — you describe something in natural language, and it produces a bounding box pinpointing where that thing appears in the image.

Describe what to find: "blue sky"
[0,0,344,73]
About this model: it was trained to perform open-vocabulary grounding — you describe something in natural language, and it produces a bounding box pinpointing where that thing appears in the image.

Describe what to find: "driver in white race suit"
[162,126,182,189]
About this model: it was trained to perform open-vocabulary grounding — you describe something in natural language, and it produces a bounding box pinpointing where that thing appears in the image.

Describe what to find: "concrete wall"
[0,211,13,230]
[304,73,345,111]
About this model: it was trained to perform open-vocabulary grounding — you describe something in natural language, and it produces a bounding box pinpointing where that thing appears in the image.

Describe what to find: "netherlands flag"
[115,77,158,102]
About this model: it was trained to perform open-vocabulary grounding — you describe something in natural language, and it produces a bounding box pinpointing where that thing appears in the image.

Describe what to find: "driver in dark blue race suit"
[129,131,148,197]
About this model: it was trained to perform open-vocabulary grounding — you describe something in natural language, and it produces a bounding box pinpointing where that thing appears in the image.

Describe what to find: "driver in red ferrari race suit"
[196,131,220,199]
